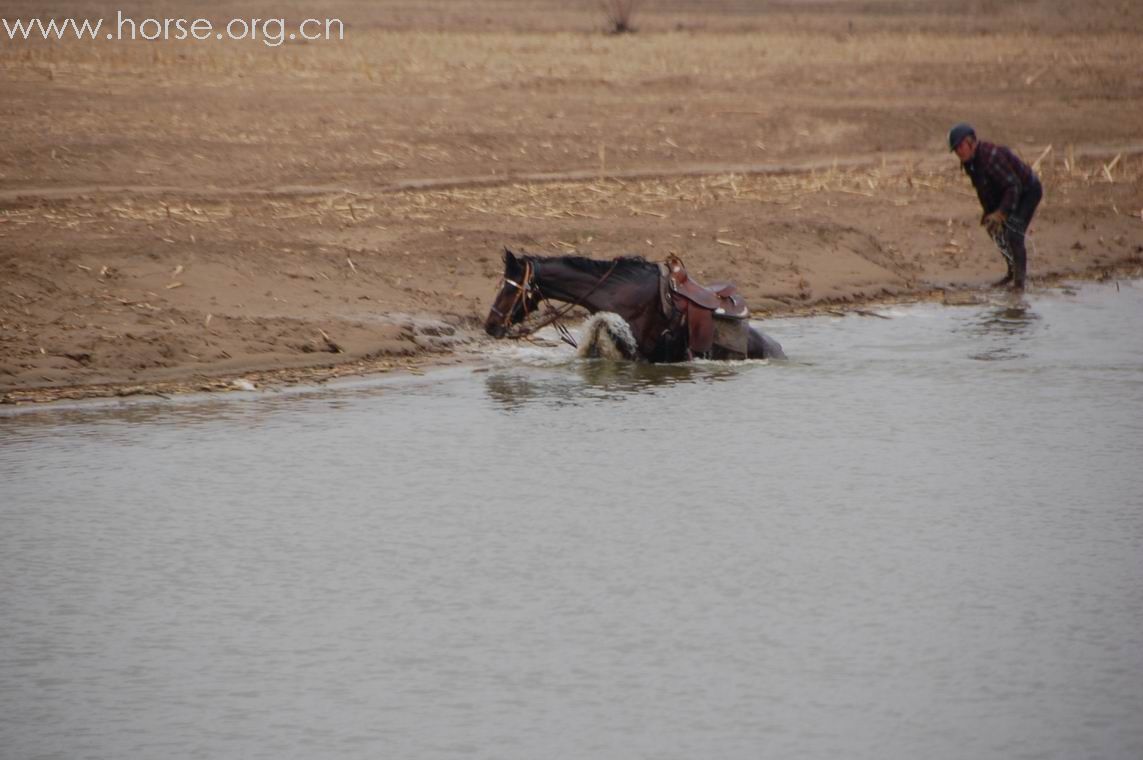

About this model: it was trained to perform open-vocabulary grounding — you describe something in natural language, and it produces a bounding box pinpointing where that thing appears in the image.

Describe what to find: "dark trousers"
[990,179,1042,287]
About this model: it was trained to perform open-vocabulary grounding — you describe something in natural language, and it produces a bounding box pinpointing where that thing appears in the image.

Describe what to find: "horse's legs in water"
[747,326,786,360]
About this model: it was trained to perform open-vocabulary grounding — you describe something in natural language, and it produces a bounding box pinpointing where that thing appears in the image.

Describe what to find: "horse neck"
[533,260,655,315]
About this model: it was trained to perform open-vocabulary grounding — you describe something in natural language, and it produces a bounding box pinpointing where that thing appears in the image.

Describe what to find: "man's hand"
[981,210,1007,235]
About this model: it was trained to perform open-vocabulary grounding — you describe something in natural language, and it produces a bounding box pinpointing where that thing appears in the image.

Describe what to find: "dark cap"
[948,122,975,152]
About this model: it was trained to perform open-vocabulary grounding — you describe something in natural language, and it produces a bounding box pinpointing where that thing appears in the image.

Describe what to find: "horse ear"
[503,247,522,272]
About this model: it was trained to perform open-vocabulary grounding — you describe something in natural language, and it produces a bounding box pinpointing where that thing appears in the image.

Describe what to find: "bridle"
[488,258,537,328]
[489,257,621,347]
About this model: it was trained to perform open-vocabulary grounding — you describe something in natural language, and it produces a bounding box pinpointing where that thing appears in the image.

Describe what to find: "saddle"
[659,254,750,359]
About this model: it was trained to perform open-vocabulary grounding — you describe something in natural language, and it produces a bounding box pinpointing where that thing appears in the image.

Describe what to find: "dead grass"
[15,154,1138,235]
[601,0,643,34]
[5,25,1139,199]
[4,29,1141,88]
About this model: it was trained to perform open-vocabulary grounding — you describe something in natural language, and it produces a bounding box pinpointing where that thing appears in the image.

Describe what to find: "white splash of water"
[577,312,640,360]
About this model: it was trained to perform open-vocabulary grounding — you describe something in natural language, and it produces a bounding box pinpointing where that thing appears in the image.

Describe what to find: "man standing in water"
[948,123,1043,290]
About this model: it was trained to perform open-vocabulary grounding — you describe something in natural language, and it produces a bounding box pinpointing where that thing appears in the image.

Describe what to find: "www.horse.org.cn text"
[2,13,345,47]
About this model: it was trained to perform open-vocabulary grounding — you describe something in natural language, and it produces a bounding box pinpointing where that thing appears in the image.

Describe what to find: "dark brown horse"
[484,249,785,362]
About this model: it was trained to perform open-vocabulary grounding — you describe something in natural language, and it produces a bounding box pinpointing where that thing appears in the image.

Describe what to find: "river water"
[2,281,1142,760]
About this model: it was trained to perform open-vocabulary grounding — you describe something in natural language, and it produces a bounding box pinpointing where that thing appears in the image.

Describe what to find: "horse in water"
[484,249,785,362]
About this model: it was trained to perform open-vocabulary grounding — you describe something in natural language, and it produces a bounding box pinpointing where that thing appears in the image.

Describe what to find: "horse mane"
[524,253,659,284]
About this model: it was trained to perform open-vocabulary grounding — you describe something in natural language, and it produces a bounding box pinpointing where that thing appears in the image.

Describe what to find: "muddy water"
[2,282,1142,760]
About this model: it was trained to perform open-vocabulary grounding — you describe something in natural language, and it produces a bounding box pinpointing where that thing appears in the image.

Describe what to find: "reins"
[495,258,621,347]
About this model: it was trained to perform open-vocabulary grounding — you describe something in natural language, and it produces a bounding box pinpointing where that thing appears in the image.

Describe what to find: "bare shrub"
[601,0,643,34]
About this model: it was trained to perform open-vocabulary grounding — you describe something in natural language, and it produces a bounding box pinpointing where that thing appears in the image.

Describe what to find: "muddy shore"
[3,0,1141,404]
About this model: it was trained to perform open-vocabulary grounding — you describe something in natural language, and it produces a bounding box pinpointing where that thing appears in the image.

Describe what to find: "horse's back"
[748,326,786,360]
[709,319,785,361]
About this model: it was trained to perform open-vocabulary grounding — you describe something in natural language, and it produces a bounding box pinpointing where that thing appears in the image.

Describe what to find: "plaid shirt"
[963,141,1039,215]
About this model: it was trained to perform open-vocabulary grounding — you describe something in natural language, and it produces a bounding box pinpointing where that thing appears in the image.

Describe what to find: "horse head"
[484,248,541,337]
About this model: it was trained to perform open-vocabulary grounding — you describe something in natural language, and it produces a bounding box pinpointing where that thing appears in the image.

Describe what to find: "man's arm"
[983,146,1025,216]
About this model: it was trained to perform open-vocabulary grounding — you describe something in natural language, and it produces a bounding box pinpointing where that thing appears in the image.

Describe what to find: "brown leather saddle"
[659,254,750,359]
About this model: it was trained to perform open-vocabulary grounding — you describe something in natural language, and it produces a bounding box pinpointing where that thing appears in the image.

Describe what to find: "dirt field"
[2,0,1141,403]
